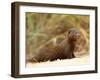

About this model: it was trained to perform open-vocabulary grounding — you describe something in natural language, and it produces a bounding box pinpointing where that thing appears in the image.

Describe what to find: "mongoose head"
[67,28,80,41]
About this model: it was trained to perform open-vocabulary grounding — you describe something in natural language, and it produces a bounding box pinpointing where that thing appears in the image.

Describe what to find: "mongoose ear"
[67,28,72,34]
[68,30,70,35]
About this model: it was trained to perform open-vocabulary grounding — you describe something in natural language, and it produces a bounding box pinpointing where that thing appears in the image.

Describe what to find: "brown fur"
[27,28,80,63]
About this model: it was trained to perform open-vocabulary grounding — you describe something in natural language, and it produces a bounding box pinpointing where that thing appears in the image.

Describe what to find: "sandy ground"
[26,54,89,68]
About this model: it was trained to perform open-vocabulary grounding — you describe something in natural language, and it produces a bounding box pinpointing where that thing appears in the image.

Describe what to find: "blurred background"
[26,12,89,60]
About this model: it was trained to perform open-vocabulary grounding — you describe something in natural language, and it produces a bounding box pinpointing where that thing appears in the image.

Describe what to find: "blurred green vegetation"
[26,12,89,56]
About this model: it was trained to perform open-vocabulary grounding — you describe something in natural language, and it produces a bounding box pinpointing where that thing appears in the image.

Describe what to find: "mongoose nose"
[76,33,80,39]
